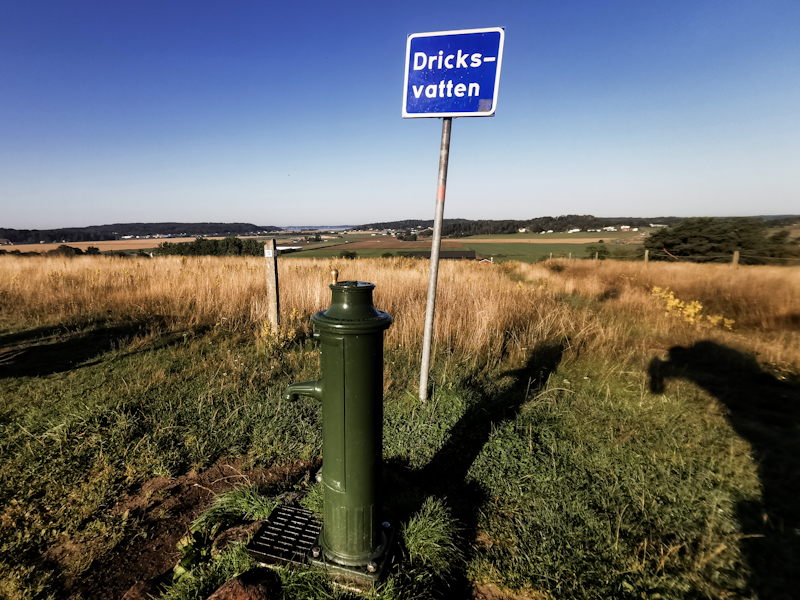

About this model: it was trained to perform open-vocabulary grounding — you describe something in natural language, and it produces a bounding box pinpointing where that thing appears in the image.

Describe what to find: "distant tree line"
[354,215,686,237]
[440,215,686,237]
[0,223,280,245]
[0,245,103,257]
[154,237,265,257]
[643,217,800,265]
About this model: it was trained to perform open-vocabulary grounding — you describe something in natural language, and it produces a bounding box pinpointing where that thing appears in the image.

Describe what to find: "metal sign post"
[265,239,280,330]
[403,28,504,401]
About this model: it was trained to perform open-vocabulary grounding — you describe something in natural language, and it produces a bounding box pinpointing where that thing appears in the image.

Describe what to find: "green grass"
[465,359,759,598]
[1,273,794,598]
[463,242,593,263]
[298,242,601,262]
[296,247,402,259]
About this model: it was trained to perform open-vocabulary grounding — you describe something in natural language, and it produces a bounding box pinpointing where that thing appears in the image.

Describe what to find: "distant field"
[5,235,329,254]
[465,229,651,241]
[297,238,606,263]
[469,237,605,244]
[464,242,596,262]
[4,231,646,260]
[5,237,253,254]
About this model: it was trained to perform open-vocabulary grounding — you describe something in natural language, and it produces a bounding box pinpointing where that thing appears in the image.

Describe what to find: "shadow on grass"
[385,341,565,596]
[0,321,195,379]
[648,340,800,600]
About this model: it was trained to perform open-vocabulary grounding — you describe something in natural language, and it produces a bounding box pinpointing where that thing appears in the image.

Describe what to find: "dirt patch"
[45,458,318,600]
[473,583,549,600]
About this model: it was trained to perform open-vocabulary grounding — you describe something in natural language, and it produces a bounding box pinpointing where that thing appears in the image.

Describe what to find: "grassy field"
[1,255,798,600]
[464,243,597,262]
[299,242,640,263]
[295,231,647,263]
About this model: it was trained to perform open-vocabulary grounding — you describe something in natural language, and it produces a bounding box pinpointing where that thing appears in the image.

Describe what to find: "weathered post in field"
[403,27,505,402]
[594,251,599,260]
[644,249,649,264]
[265,239,280,330]
[732,250,740,268]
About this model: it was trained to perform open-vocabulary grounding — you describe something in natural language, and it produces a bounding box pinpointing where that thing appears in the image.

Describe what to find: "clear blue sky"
[2,1,798,229]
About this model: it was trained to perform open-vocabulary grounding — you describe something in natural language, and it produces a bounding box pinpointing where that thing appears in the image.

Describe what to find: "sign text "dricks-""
[403,27,504,118]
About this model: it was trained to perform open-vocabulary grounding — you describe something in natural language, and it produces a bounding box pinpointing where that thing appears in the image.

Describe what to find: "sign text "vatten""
[402,27,505,118]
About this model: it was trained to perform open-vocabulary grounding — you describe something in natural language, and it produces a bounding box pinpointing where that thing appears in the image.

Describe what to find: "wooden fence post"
[732,250,739,268]
[644,249,649,264]
[265,239,280,330]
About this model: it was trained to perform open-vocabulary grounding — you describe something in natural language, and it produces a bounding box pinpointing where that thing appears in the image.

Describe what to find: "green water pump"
[284,274,393,575]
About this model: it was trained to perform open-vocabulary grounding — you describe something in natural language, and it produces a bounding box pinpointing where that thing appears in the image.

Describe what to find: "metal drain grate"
[246,505,322,566]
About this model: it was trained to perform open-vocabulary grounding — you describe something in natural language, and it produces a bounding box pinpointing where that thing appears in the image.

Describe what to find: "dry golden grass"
[510,259,800,368]
[2,254,798,374]
[0,255,586,377]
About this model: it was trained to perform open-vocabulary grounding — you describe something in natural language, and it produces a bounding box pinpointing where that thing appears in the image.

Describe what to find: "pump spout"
[283,378,323,402]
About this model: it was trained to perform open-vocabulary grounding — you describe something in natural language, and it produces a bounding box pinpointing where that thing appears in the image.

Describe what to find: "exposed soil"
[43,455,548,600]
[43,458,318,600]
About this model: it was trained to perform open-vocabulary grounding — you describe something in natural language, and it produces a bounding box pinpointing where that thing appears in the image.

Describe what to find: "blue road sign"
[403,27,504,118]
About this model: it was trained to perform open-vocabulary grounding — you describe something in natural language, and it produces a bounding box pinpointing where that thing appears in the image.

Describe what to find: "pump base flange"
[307,520,396,583]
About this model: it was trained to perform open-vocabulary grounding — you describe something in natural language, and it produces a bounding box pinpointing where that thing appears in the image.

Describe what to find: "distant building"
[398,250,477,260]
[518,228,527,233]
[276,246,303,255]
[0,239,11,246]
[650,224,667,228]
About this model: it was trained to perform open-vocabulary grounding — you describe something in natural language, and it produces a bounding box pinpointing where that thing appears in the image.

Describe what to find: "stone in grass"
[207,568,281,600]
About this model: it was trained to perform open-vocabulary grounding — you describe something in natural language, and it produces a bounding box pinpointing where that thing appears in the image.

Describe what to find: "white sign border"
[402,26,505,119]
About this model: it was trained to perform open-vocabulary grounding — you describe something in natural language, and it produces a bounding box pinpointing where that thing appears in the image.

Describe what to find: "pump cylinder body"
[284,281,392,567]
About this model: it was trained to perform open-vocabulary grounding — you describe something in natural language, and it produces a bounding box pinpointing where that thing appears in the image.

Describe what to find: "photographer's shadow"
[648,340,800,599]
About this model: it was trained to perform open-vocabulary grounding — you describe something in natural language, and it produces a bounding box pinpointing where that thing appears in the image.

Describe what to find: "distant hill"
[351,218,470,231]
[354,215,800,237]
[0,223,281,245]
[3,215,796,246]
